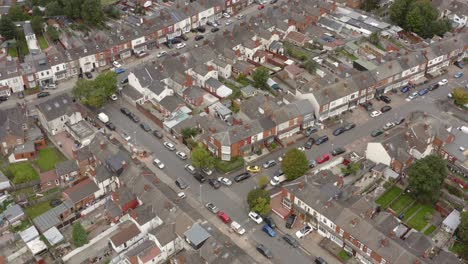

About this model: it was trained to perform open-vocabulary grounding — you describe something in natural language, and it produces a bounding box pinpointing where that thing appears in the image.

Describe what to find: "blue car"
[115,68,126,74]
[454,72,464,79]
[400,85,410,93]
[418,89,429,96]
[262,224,276,237]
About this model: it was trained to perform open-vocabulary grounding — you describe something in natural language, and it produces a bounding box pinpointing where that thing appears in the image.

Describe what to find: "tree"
[452,87,468,106]
[459,211,468,242]
[361,0,380,12]
[47,27,60,42]
[81,0,104,26]
[281,149,309,180]
[31,16,44,35]
[303,60,318,74]
[258,175,269,189]
[181,127,198,140]
[369,31,381,47]
[32,6,43,17]
[251,67,269,90]
[407,155,447,203]
[45,1,64,17]
[8,6,29,21]
[0,16,16,40]
[72,71,117,108]
[191,146,215,169]
[389,0,413,28]
[341,162,360,175]
[247,189,270,216]
[64,0,83,20]
[72,222,88,247]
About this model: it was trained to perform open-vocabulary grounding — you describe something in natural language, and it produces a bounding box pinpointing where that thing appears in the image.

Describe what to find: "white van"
[270,174,287,186]
[230,221,245,235]
[97,112,110,124]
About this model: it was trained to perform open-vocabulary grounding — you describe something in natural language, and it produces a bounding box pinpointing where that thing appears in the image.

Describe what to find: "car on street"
[400,85,410,93]
[418,88,429,96]
[113,61,122,68]
[184,164,196,174]
[85,72,93,79]
[258,4,265,9]
[304,138,315,149]
[156,51,167,57]
[208,179,221,189]
[438,79,448,86]
[217,211,231,223]
[176,151,188,160]
[394,117,406,125]
[153,158,165,169]
[286,213,297,229]
[309,159,317,168]
[218,177,232,186]
[383,122,396,131]
[315,135,329,145]
[256,244,273,259]
[262,160,276,169]
[333,127,346,136]
[110,93,118,101]
[270,0,279,3]
[295,224,313,238]
[331,147,346,156]
[129,112,140,123]
[193,173,206,183]
[316,153,330,164]
[205,202,219,214]
[428,83,439,91]
[225,19,232,25]
[120,131,131,141]
[222,12,231,18]
[304,126,318,136]
[360,101,373,111]
[196,26,206,33]
[381,105,392,113]
[283,234,299,248]
[263,216,276,228]
[177,192,186,199]
[379,95,391,103]
[140,122,151,132]
[105,122,116,131]
[371,129,384,137]
[211,27,219,32]
[120,107,131,116]
[201,168,213,176]
[175,178,188,189]
[163,141,176,151]
[370,110,382,117]
[454,72,464,78]
[249,212,263,224]
[152,130,163,139]
[344,123,356,131]
[37,92,50,98]
[315,257,328,264]
[262,224,276,237]
[246,166,261,173]
[194,35,204,41]
[454,61,464,69]
[407,91,418,101]
[115,68,125,74]
[176,43,186,49]
[236,14,245,20]
[297,146,306,152]
[234,172,251,182]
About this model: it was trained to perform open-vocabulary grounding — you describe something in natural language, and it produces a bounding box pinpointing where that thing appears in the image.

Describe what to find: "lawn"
[25,201,52,219]
[375,186,403,208]
[403,203,421,221]
[101,0,119,5]
[450,241,465,256]
[37,34,49,49]
[7,162,39,184]
[390,194,414,215]
[424,225,437,236]
[35,147,66,172]
[215,157,245,174]
[8,46,18,57]
[407,204,434,231]
[338,250,351,261]
[338,48,358,61]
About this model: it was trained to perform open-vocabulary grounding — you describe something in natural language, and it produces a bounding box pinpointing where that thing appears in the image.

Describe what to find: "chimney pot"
[121,160,127,170]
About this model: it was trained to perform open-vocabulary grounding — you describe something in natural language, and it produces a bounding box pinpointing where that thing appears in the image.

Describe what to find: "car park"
[249,212,263,224]
[438,79,448,86]
[283,234,299,248]
[156,51,167,57]
[286,214,297,229]
[263,216,276,228]
[295,224,313,238]
[234,172,251,182]
[304,126,318,136]
[428,83,439,91]
[152,130,163,139]
[316,154,330,164]
[163,141,176,151]
[262,160,276,169]
[371,129,384,137]
[246,166,261,173]
[176,151,188,160]
[175,178,188,189]
[208,179,221,189]
[194,35,204,41]
[400,85,410,93]
[344,123,356,131]
[370,110,382,117]
[315,135,329,145]
[120,107,131,116]
[381,105,392,113]
[217,211,231,223]
[454,72,464,78]
[193,173,206,183]
[304,138,315,149]
[120,131,131,141]
[140,122,151,132]
[37,92,50,98]
[256,244,273,259]
[407,91,418,101]
[418,89,429,96]
[333,127,345,136]
[218,177,232,186]
[176,43,186,49]
[308,159,317,168]
[184,164,196,174]
[153,158,165,169]
[383,122,396,131]
[379,95,391,103]
[331,147,346,156]
[205,202,219,214]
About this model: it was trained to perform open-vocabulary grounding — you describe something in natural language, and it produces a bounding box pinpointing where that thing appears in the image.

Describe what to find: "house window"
[366,247,372,256]
[282,197,292,209]
[322,218,327,224]
[56,66,60,71]
[55,179,60,185]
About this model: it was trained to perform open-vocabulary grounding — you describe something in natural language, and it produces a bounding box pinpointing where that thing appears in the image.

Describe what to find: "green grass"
[6,162,39,184]
[8,46,18,57]
[449,241,465,256]
[424,225,437,236]
[11,219,32,232]
[37,34,48,49]
[215,157,245,174]
[18,39,29,56]
[403,203,421,221]
[407,204,434,231]
[25,201,52,219]
[375,186,403,208]
[101,0,119,6]
[390,194,414,215]
[338,250,351,261]
[35,148,66,172]
[220,78,242,99]
[338,48,358,61]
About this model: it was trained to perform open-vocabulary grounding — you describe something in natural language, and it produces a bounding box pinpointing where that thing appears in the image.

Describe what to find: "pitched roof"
[55,160,79,176]
[112,186,137,207]
[151,223,178,246]
[184,223,211,246]
[130,204,158,226]
[0,106,28,140]
[110,222,141,247]
[36,94,82,121]
[63,178,99,203]
[125,240,161,263]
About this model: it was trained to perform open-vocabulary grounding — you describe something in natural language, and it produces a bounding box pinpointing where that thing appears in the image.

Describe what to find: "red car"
[217,211,231,224]
[258,4,265,10]
[315,154,330,164]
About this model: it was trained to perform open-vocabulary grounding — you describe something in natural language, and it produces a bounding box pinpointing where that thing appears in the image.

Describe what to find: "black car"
[211,27,220,32]
[120,107,131,116]
[0,96,8,102]
[164,42,173,49]
[286,213,297,229]
[371,129,384,137]
[331,147,346,156]
[332,127,346,136]
[379,95,391,103]
[153,130,163,139]
[315,135,329,145]
[283,234,299,248]
[256,244,273,259]
[196,26,206,33]
[168,38,182,44]
[263,216,276,229]
[175,178,189,189]
[177,34,188,41]
[344,123,356,131]
[193,173,206,183]
[315,257,328,264]
[49,199,62,207]
[428,83,439,91]
[381,105,392,113]
[360,101,373,111]
[140,122,151,132]
[129,113,140,123]
[304,138,315,149]
[37,92,50,98]
[208,179,221,189]
[195,35,204,41]
[234,172,251,182]
[394,117,405,125]
[85,72,93,79]
[304,127,318,136]
[105,122,116,131]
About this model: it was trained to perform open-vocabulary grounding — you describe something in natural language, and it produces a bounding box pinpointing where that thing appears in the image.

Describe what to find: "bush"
[247,189,271,216]
[215,157,245,173]
[258,175,268,188]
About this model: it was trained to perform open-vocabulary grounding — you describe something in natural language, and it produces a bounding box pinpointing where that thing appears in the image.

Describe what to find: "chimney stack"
[100,141,106,150]
[121,160,127,170]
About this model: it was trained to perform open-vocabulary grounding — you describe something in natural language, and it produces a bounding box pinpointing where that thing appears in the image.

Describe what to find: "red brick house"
[62,178,99,211]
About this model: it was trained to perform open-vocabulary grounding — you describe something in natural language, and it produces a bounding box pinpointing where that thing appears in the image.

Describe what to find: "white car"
[383,122,395,131]
[176,151,188,160]
[248,212,263,224]
[120,131,131,141]
[110,93,118,101]
[177,192,186,199]
[236,14,245,20]
[295,224,313,238]
[223,12,231,18]
[225,19,232,25]
[438,79,448,86]
[176,43,186,49]
[407,92,418,101]
[370,111,382,118]
[202,168,213,175]
[113,61,122,68]
[153,158,165,169]
[156,51,167,57]
[163,141,176,151]
[218,177,232,186]
[297,146,305,152]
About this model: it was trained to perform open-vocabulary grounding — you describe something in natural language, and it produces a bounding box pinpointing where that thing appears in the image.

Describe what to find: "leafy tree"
[251,67,269,90]
[459,211,468,243]
[72,222,88,247]
[369,31,381,46]
[407,155,447,203]
[94,71,117,95]
[0,16,17,40]
[361,0,380,12]
[303,60,318,74]
[31,16,44,35]
[341,162,360,175]
[47,27,60,42]
[45,1,64,17]
[452,88,468,106]
[73,71,117,108]
[191,146,215,169]
[104,6,121,19]
[81,0,104,26]
[32,6,43,17]
[247,189,270,216]
[8,6,29,21]
[389,0,413,28]
[64,0,83,20]
[281,149,309,180]
[258,175,269,188]
[181,127,198,139]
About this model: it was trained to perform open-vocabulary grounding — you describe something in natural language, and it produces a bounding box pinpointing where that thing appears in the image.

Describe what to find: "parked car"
[152,130,163,139]
[360,101,373,111]
[383,122,396,131]
[110,93,118,101]
[156,51,167,57]
[153,158,165,169]
[407,91,418,101]
[315,257,328,264]
[381,105,392,113]
[379,95,391,103]
[285,214,297,229]
[140,122,151,132]
[114,68,126,74]
[211,27,219,33]
[333,127,346,136]
[400,85,410,93]
[283,234,299,247]
[129,112,140,123]
[218,177,232,186]
[371,129,384,137]
[295,224,313,238]
[304,138,315,149]
[308,159,317,168]
[262,160,276,169]
[304,126,318,136]
[262,224,276,237]
[208,179,221,189]
[234,172,251,182]
[331,147,346,156]
[184,164,196,174]
[37,92,50,98]
[428,83,439,91]
[236,14,245,20]
[418,89,429,96]
[105,122,116,131]
[256,244,273,259]
[370,110,382,117]
[85,72,93,79]
[205,202,219,214]
[176,43,186,49]
[231,221,246,235]
[394,117,406,125]
[217,211,231,223]
[258,4,265,10]
[113,61,122,68]
[315,135,329,145]
[120,131,131,141]
[193,173,206,183]
[246,166,261,173]
[438,79,448,86]
[201,168,213,176]
[263,216,276,229]
[454,72,464,78]
[163,141,176,151]
[297,146,306,152]
[176,151,188,160]
[120,107,131,116]
[175,178,188,189]
[194,35,204,41]
[454,61,464,69]
[222,12,231,18]
[344,123,356,131]
[249,212,263,224]
[316,154,330,164]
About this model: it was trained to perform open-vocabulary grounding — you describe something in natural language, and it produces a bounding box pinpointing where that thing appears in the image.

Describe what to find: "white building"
[36,94,84,135]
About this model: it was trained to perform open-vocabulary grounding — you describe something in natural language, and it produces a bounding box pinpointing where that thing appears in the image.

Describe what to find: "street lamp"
[331,143,334,153]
